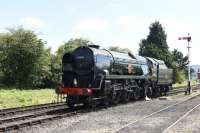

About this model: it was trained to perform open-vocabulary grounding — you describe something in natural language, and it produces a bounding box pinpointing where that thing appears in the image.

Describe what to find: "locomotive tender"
[58,45,173,107]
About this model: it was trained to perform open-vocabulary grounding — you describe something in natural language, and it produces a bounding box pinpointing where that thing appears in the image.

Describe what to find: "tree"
[34,48,52,88]
[139,21,172,67]
[171,49,189,83]
[138,21,188,83]
[108,46,131,53]
[171,49,188,69]
[56,38,93,59]
[39,51,63,88]
[48,54,62,87]
[0,34,4,86]
[0,28,47,88]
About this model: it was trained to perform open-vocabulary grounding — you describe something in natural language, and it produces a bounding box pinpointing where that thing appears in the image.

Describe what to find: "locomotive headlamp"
[74,78,77,87]
[87,89,93,96]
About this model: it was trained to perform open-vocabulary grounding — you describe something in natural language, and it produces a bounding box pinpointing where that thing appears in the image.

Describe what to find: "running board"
[105,75,149,80]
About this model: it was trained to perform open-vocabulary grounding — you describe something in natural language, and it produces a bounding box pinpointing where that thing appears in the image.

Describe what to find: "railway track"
[163,103,200,133]
[0,102,66,117]
[0,106,70,124]
[0,103,80,132]
[168,85,199,95]
[0,102,88,132]
[112,91,200,133]
[0,110,76,132]
[0,85,199,132]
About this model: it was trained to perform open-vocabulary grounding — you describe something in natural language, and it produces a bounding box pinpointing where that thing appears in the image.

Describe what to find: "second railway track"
[112,90,200,133]
[0,102,66,117]
[0,85,199,132]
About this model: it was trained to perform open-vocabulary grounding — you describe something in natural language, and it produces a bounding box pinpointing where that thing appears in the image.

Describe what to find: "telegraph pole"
[178,33,192,95]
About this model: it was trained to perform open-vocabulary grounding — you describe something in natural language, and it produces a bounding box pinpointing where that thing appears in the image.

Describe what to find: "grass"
[0,88,58,109]
[0,80,198,109]
[173,80,198,89]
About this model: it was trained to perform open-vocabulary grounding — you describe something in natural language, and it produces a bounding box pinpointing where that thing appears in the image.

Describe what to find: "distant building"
[191,65,200,80]
[198,69,200,80]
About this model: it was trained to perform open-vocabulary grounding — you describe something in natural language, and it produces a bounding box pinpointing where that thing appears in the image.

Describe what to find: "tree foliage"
[0,24,190,88]
[37,51,61,88]
[171,49,188,69]
[138,21,188,83]
[56,38,93,59]
[0,34,4,86]
[139,21,172,67]
[171,49,188,83]
[0,28,47,88]
[0,34,95,88]
[108,46,131,53]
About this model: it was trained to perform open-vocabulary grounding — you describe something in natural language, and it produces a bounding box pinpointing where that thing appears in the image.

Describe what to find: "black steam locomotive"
[58,45,173,107]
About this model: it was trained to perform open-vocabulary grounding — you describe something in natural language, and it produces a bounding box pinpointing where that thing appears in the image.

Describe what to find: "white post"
[186,33,191,94]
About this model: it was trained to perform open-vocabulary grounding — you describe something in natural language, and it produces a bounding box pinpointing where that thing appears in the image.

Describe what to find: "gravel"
[19,91,200,133]
[115,93,200,133]
[166,105,200,133]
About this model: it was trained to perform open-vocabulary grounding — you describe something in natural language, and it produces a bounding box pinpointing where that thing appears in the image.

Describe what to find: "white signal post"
[178,33,192,95]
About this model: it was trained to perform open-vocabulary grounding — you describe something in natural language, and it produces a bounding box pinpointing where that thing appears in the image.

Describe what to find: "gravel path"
[166,104,200,133]
[114,94,200,133]
[19,91,200,133]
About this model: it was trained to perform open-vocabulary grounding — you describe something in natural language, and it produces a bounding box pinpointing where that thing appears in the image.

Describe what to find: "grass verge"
[0,80,198,109]
[0,88,57,109]
[173,80,198,89]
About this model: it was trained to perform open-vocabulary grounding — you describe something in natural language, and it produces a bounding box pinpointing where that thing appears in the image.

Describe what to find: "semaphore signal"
[178,33,192,95]
[178,36,191,41]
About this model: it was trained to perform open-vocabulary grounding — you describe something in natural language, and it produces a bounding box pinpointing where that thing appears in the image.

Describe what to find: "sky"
[0,0,200,65]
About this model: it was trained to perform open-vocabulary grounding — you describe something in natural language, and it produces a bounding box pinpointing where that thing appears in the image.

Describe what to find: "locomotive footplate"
[105,75,150,80]
[60,88,93,96]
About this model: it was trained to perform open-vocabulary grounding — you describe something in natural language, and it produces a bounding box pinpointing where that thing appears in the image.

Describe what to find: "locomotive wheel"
[84,99,96,109]
[66,97,75,108]
[153,87,161,97]
[164,86,169,96]
[159,87,164,96]
[122,91,131,103]
[67,102,74,108]
[133,87,140,100]
[151,83,159,97]
[84,97,94,108]
[147,87,153,97]
[103,96,109,107]
[112,91,120,104]
[152,87,158,97]
[91,100,97,109]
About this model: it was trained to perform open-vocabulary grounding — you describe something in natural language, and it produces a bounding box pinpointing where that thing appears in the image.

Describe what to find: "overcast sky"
[0,0,199,65]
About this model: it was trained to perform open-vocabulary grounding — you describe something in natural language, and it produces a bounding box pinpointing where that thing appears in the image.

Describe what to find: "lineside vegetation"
[0,88,57,109]
[0,21,194,108]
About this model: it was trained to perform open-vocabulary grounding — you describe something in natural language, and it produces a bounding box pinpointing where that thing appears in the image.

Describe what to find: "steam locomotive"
[57,45,173,108]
